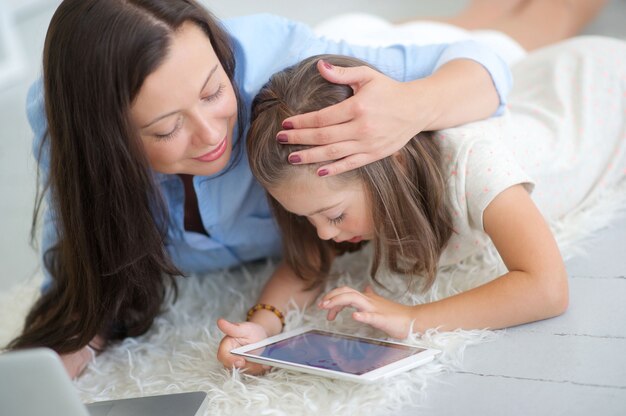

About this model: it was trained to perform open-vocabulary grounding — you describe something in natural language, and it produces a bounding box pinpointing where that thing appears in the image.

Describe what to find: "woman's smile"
[193,136,228,162]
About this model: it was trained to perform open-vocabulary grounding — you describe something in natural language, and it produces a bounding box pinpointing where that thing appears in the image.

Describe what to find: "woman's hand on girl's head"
[318,285,417,339]
[277,60,433,177]
[216,318,270,375]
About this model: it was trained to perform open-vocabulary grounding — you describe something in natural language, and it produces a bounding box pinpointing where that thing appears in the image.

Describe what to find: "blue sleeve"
[434,40,512,115]
[225,14,512,115]
[26,78,56,292]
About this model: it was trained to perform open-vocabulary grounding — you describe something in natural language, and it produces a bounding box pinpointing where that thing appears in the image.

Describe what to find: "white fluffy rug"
[1,180,625,415]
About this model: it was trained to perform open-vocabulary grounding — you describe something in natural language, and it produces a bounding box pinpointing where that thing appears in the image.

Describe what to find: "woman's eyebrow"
[141,64,219,129]
[200,64,219,93]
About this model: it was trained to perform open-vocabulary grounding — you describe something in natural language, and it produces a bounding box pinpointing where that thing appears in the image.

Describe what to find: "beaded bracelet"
[246,303,285,329]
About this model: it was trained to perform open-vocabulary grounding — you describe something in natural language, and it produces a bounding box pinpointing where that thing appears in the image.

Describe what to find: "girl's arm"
[216,262,321,373]
[276,57,501,177]
[411,184,568,331]
[319,185,569,337]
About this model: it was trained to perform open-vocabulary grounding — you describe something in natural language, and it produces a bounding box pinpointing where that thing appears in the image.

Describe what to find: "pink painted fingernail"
[288,154,301,164]
[321,60,333,70]
[276,133,288,143]
[282,121,294,129]
[318,169,329,177]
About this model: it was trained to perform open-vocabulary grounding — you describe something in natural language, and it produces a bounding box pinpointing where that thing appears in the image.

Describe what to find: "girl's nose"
[316,223,339,241]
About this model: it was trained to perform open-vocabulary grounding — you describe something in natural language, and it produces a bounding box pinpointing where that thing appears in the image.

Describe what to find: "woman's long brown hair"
[8,0,245,354]
[247,55,453,291]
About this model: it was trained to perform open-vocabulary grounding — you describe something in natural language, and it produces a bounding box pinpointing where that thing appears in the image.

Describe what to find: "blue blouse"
[27,14,512,281]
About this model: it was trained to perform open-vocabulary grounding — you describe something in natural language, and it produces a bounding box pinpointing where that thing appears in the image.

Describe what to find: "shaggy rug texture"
[1,178,624,415]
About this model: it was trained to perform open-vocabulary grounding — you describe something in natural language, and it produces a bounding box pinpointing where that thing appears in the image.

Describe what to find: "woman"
[8,0,510,378]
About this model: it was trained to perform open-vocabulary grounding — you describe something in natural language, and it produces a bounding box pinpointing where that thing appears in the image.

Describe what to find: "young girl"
[218,36,626,371]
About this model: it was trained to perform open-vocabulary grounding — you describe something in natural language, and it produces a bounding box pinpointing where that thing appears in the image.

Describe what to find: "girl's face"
[131,22,238,176]
[269,175,375,244]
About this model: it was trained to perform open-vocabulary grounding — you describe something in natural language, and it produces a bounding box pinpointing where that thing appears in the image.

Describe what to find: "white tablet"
[231,327,440,383]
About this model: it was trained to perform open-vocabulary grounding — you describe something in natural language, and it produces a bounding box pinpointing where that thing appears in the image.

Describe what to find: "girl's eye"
[154,117,183,141]
[328,214,345,226]
[202,83,224,103]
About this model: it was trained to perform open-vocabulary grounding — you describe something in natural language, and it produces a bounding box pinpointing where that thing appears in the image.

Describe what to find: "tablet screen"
[244,330,425,375]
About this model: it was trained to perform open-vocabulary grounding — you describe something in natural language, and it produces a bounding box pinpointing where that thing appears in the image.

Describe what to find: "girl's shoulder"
[435,116,509,174]
[435,115,535,231]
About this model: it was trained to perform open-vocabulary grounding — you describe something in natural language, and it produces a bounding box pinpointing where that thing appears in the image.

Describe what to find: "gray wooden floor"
[401,214,626,416]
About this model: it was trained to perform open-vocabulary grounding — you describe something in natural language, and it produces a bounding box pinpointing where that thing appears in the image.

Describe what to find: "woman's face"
[269,175,375,244]
[131,22,238,176]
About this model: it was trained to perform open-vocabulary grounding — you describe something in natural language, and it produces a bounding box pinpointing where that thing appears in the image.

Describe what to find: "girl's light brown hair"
[247,55,453,291]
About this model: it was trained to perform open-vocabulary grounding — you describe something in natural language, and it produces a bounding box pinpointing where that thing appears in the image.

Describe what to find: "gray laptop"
[0,348,208,416]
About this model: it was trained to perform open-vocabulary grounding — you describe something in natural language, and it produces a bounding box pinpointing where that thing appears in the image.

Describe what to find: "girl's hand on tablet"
[216,318,271,375]
[318,285,416,339]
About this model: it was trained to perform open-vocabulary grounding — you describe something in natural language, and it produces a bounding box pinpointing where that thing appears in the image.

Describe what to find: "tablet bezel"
[230,327,440,383]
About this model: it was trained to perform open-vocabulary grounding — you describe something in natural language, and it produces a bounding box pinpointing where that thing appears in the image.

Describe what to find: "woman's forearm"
[418,59,502,131]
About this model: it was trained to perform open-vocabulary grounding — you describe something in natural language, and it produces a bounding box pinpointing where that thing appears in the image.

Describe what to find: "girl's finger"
[323,292,372,312]
[216,318,249,338]
[217,338,267,375]
[326,305,345,321]
[216,337,240,366]
[319,286,359,306]
[237,360,270,375]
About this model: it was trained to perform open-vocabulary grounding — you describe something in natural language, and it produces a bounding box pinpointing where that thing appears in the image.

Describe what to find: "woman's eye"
[328,214,345,225]
[202,83,224,103]
[154,117,183,141]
